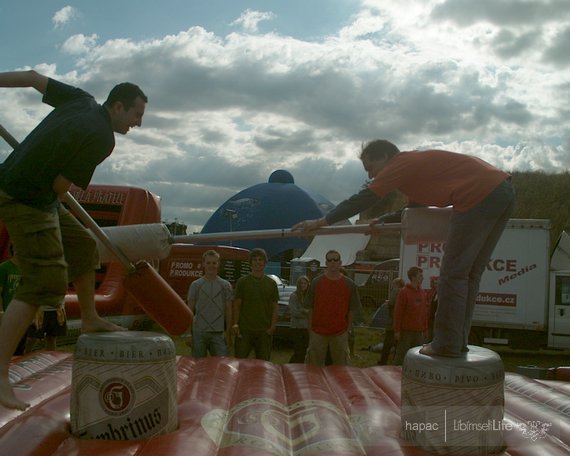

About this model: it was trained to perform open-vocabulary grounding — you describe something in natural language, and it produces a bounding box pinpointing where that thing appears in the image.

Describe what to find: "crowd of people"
[184,247,360,367]
[181,245,444,370]
[0,70,514,411]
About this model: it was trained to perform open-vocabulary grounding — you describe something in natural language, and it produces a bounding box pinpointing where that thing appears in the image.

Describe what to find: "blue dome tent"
[201,170,336,259]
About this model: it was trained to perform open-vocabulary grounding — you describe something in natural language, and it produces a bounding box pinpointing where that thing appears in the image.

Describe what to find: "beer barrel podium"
[70,331,178,440]
[401,345,506,455]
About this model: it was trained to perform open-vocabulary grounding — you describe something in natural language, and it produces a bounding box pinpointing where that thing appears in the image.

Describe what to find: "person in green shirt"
[232,248,279,361]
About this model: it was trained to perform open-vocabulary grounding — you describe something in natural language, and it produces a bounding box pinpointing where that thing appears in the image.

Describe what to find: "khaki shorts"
[305,330,349,366]
[0,191,99,308]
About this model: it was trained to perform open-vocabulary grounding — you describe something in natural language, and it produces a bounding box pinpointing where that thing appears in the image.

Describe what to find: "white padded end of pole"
[91,223,172,263]
[401,207,452,244]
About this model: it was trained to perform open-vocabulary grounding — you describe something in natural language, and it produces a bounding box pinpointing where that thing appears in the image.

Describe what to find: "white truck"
[400,218,570,349]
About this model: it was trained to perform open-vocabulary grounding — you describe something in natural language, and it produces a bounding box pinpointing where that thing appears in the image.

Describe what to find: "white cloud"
[338,9,388,40]
[231,9,276,33]
[61,34,98,55]
[2,2,569,231]
[52,6,78,29]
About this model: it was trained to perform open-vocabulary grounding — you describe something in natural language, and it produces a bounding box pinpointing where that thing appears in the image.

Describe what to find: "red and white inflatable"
[1,352,568,455]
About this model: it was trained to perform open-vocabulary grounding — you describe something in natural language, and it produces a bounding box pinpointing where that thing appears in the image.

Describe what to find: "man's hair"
[392,277,405,288]
[202,249,220,261]
[407,266,423,281]
[360,139,400,161]
[103,82,148,110]
[249,248,268,263]
[325,249,341,260]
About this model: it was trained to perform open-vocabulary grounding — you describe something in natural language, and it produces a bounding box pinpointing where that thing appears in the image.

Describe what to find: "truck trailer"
[400,218,570,349]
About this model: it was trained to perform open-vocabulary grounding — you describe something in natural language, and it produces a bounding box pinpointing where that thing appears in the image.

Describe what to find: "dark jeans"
[234,330,273,361]
[378,329,396,365]
[432,179,515,355]
[289,327,309,363]
[394,331,425,365]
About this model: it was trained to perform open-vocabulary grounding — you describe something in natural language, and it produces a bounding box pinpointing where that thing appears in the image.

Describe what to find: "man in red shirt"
[305,250,361,366]
[393,267,428,365]
[294,139,515,358]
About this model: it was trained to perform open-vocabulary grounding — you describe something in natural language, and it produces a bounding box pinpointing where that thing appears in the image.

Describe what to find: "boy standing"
[305,250,361,366]
[393,267,428,365]
[232,248,278,361]
[186,250,233,357]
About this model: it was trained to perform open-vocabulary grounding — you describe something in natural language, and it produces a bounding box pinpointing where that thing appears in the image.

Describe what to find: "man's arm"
[324,186,379,225]
[267,280,279,335]
[187,298,196,315]
[232,298,241,336]
[183,298,196,347]
[0,70,48,94]
[53,175,73,196]
[305,278,316,329]
[0,72,70,197]
[225,298,233,343]
[267,300,278,335]
[348,278,363,325]
[292,186,379,231]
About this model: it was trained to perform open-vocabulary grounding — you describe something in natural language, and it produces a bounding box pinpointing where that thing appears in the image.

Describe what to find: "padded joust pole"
[171,222,403,244]
[69,205,451,264]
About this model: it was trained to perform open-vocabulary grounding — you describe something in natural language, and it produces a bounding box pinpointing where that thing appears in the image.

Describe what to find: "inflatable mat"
[1,352,568,455]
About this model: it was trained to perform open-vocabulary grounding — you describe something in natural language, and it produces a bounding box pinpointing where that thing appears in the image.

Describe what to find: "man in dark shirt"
[0,70,147,410]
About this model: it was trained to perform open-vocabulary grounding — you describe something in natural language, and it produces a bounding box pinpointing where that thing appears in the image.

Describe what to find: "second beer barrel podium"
[401,345,506,455]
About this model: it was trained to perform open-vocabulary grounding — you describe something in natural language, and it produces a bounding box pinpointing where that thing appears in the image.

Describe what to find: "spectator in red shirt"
[305,250,361,366]
[393,267,428,365]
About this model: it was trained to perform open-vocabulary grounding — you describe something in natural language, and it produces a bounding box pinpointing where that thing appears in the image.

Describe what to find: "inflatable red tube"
[1,354,569,456]
[123,261,193,335]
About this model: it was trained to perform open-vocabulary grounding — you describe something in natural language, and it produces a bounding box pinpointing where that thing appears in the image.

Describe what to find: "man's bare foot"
[81,316,126,333]
[0,377,29,410]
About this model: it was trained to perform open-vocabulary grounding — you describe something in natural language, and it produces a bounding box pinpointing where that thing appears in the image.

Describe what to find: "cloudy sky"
[0,0,568,232]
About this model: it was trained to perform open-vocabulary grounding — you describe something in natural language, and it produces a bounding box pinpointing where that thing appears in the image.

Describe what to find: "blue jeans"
[192,330,228,357]
[431,179,515,355]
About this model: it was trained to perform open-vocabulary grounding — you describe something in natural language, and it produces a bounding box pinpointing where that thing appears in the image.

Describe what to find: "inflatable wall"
[1,353,568,455]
